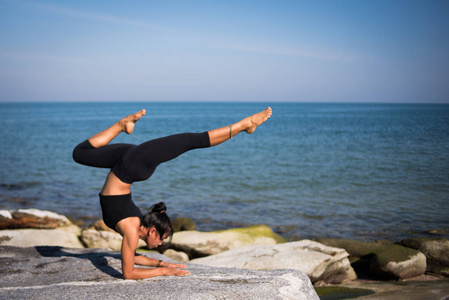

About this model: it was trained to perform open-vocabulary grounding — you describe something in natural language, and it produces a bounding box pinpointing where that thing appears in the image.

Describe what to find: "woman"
[73,107,272,279]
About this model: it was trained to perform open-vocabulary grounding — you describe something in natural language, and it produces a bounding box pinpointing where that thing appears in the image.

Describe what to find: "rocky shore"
[1,208,449,299]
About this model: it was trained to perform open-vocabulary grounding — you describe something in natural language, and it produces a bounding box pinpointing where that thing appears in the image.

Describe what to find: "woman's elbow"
[122,270,134,280]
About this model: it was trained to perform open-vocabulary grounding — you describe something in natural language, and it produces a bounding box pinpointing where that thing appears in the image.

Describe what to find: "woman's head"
[142,202,173,248]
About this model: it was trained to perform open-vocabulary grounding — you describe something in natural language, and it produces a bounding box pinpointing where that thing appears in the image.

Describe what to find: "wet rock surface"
[400,237,449,276]
[172,217,197,232]
[316,238,393,258]
[319,279,449,300]
[369,244,427,280]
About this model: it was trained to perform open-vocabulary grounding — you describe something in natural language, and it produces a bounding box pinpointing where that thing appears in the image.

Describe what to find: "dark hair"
[142,202,173,239]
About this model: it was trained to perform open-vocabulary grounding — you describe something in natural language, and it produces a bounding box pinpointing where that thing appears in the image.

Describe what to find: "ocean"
[1,102,448,241]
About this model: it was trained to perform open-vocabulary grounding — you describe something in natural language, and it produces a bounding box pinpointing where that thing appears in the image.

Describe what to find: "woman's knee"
[72,140,94,164]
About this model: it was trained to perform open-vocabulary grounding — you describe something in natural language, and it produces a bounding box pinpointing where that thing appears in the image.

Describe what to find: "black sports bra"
[99,193,143,231]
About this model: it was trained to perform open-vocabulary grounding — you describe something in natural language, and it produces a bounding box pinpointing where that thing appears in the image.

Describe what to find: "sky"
[1,0,448,103]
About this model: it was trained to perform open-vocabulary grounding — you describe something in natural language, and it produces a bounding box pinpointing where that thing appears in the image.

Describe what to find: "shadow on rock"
[34,246,123,279]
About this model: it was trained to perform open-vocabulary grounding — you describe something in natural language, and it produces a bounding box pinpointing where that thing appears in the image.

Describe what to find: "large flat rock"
[191,240,356,284]
[0,246,319,300]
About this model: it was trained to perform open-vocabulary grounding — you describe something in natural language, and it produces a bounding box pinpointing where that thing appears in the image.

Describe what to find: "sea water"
[0,102,448,241]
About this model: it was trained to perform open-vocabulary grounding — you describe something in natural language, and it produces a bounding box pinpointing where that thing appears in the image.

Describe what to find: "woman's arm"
[134,254,187,269]
[120,221,189,279]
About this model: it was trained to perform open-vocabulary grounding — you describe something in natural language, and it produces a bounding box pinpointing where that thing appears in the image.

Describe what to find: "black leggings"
[73,132,210,184]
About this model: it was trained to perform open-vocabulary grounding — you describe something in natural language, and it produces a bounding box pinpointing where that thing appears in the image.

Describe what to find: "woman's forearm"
[123,266,168,279]
[134,255,163,267]
[123,265,189,279]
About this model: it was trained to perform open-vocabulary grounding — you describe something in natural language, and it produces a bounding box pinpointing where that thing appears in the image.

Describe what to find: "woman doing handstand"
[72,107,272,279]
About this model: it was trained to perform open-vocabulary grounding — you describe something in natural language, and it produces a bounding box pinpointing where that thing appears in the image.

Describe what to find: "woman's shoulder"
[116,216,141,236]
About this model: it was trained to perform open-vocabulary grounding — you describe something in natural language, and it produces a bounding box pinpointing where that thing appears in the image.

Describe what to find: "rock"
[0,208,71,229]
[316,238,393,258]
[318,280,449,300]
[434,266,449,277]
[191,240,357,284]
[370,244,427,280]
[425,229,448,236]
[171,225,285,258]
[0,210,13,219]
[317,238,397,278]
[163,249,189,263]
[57,224,82,236]
[67,217,86,228]
[0,245,319,300]
[172,217,196,232]
[0,209,83,248]
[81,228,146,251]
[90,219,116,232]
[0,228,84,248]
[81,229,122,250]
[400,237,449,276]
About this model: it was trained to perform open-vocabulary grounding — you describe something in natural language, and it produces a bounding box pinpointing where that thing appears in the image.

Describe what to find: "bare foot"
[244,107,272,134]
[120,109,146,134]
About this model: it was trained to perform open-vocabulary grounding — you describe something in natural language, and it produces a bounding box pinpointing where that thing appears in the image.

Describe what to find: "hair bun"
[150,202,167,214]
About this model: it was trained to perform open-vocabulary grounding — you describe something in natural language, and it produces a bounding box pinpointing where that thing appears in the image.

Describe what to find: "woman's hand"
[162,267,190,276]
[160,261,189,276]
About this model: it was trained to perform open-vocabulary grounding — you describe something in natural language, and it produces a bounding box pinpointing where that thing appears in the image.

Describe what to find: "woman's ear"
[148,226,156,236]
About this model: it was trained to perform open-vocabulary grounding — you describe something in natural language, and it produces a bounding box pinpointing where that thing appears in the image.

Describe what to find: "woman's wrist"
[156,259,163,267]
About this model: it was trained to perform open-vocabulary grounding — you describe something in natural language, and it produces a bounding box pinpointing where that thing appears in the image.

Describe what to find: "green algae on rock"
[172,217,197,232]
[316,238,393,258]
[213,224,286,244]
[370,245,426,279]
[315,286,375,300]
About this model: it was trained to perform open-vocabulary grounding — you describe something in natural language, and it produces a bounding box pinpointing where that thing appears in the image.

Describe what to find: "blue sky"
[1,0,448,103]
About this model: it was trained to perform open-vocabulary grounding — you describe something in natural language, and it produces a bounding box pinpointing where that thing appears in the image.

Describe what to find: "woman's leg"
[72,109,146,196]
[88,109,146,148]
[110,107,273,184]
[208,107,272,146]
[72,109,146,168]
[100,107,272,195]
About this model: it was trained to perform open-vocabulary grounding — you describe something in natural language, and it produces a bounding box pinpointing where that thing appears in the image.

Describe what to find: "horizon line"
[1,100,448,105]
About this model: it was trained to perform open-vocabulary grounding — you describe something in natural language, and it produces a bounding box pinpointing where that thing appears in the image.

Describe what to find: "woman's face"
[145,227,169,249]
